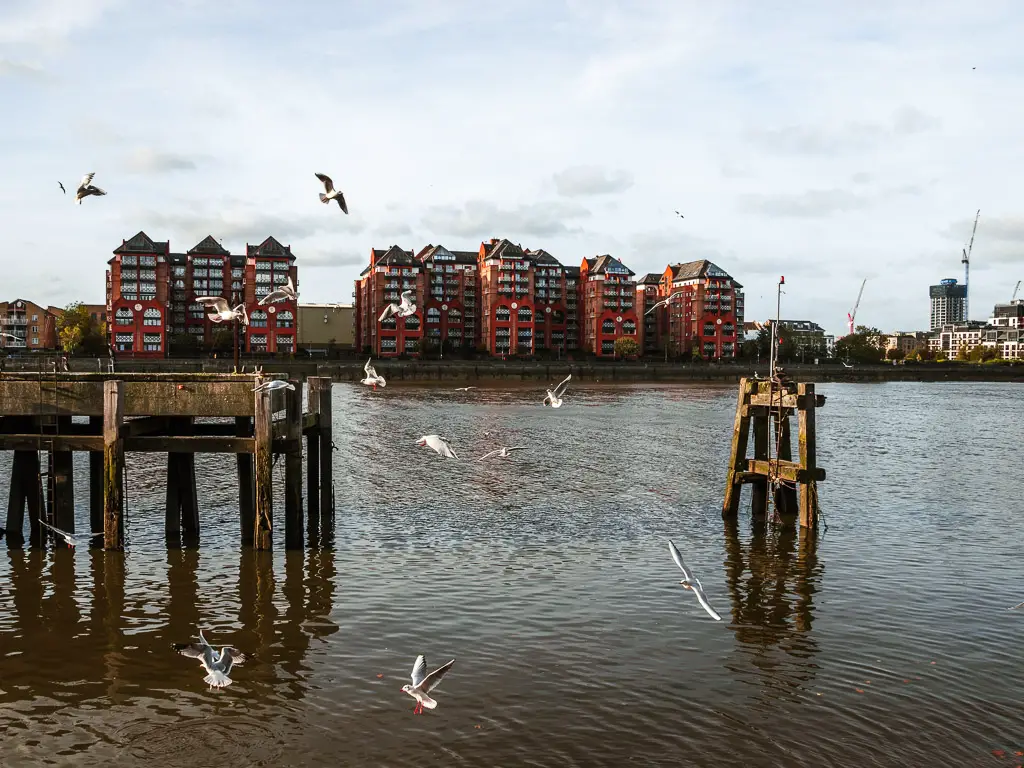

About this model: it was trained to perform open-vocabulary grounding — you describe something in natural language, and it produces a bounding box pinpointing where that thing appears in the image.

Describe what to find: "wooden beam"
[745,459,826,483]
[123,415,174,437]
[302,412,320,433]
[749,393,799,408]
[103,381,125,550]
[284,381,303,550]
[253,377,273,550]
[722,378,753,519]
[0,435,255,452]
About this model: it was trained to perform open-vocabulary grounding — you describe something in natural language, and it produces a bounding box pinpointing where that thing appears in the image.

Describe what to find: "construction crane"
[1013,280,1021,303]
[847,278,866,336]
[962,209,980,321]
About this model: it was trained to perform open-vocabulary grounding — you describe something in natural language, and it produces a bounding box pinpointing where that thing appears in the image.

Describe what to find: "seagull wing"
[552,374,571,399]
[364,358,375,377]
[1010,601,1024,610]
[379,303,398,322]
[90,186,107,196]
[667,539,695,582]
[78,172,95,190]
[258,289,282,306]
[399,290,414,309]
[39,519,73,540]
[58,181,65,193]
[440,438,459,460]
[219,647,247,674]
[476,449,501,462]
[690,579,723,621]
[336,192,348,214]
[314,172,334,193]
[411,654,427,687]
[420,658,455,694]
[505,446,527,452]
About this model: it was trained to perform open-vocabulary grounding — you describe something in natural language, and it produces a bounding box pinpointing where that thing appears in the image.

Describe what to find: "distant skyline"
[2,0,1023,337]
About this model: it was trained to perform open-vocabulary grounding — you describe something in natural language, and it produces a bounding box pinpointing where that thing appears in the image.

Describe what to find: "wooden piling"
[316,377,333,535]
[750,403,769,519]
[236,416,255,546]
[179,417,200,543]
[103,380,125,550]
[797,383,818,530]
[722,379,754,519]
[305,378,322,537]
[89,415,103,543]
[284,380,303,549]
[253,378,273,550]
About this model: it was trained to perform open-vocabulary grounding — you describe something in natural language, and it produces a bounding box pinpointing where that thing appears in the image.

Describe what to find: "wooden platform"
[0,373,334,551]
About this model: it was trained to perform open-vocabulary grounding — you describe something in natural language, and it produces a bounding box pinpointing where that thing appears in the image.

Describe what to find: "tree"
[956,344,970,361]
[834,328,884,364]
[885,347,905,361]
[968,344,998,362]
[614,336,640,358]
[56,302,106,355]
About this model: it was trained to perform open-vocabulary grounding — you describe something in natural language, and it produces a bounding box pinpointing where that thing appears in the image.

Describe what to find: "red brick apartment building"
[106,231,298,358]
[417,244,479,352]
[353,245,424,357]
[636,273,664,356]
[0,299,60,351]
[580,254,639,357]
[656,260,745,359]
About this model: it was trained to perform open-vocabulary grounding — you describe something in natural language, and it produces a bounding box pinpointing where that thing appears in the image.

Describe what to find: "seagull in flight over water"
[195,296,248,325]
[362,358,386,389]
[258,276,297,305]
[38,519,103,548]
[645,292,685,316]
[416,435,458,459]
[402,655,456,714]
[454,386,477,392]
[314,172,348,213]
[1008,601,1024,611]
[668,539,722,621]
[253,379,295,393]
[379,290,417,322]
[543,374,571,408]
[173,629,250,689]
[476,446,526,461]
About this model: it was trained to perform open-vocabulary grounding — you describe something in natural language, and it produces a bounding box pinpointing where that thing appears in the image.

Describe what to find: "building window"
[723,323,734,337]
[404,315,421,330]
[623,320,636,335]
[517,306,532,323]
[276,310,294,329]
[404,338,418,352]
[448,308,462,323]
[427,307,441,324]
[250,334,268,352]
[703,322,715,336]
[277,335,294,351]
[601,319,615,334]
[115,332,134,351]
[381,317,397,330]
[703,342,716,356]
[250,310,268,328]
[496,306,511,322]
[143,333,162,352]
[601,340,615,355]
[143,308,161,326]
[115,308,133,325]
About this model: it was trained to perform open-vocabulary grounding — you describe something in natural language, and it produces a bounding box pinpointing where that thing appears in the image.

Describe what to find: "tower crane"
[962,209,980,321]
[1013,280,1021,303]
[847,278,866,336]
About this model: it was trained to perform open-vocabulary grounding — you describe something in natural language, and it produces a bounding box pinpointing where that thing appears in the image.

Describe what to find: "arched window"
[143,307,162,326]
[426,307,441,323]
[276,310,294,328]
[496,306,511,322]
[601,319,615,334]
[115,307,133,325]
[403,314,421,330]
[623,320,636,335]
[517,306,532,323]
[250,310,268,328]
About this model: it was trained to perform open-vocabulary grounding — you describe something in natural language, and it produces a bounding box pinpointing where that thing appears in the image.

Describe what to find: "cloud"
[553,166,634,197]
[0,0,122,46]
[300,249,367,268]
[0,59,47,80]
[941,214,1024,267]
[738,184,924,218]
[748,106,941,155]
[420,200,592,238]
[129,207,360,247]
[122,148,200,174]
[374,221,413,238]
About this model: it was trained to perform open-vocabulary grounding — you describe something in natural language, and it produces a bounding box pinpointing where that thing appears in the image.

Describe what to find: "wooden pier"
[0,373,334,550]
[722,374,825,530]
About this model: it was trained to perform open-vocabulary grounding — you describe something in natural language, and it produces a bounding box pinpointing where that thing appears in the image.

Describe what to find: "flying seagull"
[379,290,417,322]
[75,172,106,204]
[416,435,458,459]
[668,539,722,621]
[674,210,684,218]
[58,181,65,194]
[402,655,456,714]
[195,296,248,325]
[361,358,386,389]
[543,374,571,408]
[38,519,103,548]
[476,446,526,462]
[253,379,295,393]
[173,629,250,689]
[1009,601,1024,610]
[258,276,297,306]
[454,386,477,392]
[645,292,684,316]
[314,172,348,214]
[1,332,19,342]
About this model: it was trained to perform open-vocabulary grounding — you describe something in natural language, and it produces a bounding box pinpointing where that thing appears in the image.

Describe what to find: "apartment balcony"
[0,317,28,327]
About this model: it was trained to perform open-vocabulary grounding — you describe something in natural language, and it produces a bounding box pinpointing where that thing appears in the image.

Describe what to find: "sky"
[1,0,1023,337]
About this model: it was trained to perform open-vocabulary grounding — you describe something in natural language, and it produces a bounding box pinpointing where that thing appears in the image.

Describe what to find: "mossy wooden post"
[89,415,103,545]
[165,417,183,541]
[797,382,818,530]
[773,409,798,522]
[305,378,322,537]
[179,417,200,544]
[253,378,273,550]
[103,380,125,550]
[284,380,303,549]
[750,401,769,519]
[317,377,333,539]
[722,378,754,519]
[236,416,255,546]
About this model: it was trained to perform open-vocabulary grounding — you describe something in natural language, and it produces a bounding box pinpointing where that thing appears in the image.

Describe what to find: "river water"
[0,381,1022,767]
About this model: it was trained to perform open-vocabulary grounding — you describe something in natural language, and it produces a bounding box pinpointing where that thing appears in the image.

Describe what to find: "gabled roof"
[637,272,663,285]
[247,236,294,260]
[113,231,168,255]
[588,254,635,277]
[371,245,417,267]
[188,235,231,256]
[482,238,525,260]
[417,244,478,265]
[525,248,562,266]
[668,259,734,282]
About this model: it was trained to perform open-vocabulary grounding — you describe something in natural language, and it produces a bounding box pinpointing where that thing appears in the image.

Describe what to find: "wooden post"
[5,449,28,546]
[180,417,200,544]
[89,415,103,544]
[253,377,273,550]
[797,382,817,530]
[50,446,75,534]
[773,409,799,522]
[284,380,303,549]
[751,403,769,519]
[103,380,125,550]
[305,378,322,539]
[317,377,333,540]
[236,416,255,546]
[165,418,183,541]
[26,448,43,548]
[722,378,753,518]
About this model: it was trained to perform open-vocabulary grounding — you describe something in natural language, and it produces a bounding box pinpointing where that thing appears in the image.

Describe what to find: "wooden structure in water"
[0,373,334,550]
[722,373,825,529]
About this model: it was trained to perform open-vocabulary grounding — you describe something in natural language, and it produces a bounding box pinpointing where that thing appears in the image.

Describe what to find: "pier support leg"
[253,378,273,550]
[284,380,303,550]
[89,416,103,545]
[236,417,255,547]
[797,383,818,530]
[751,406,769,519]
[305,379,322,543]
[317,377,334,543]
[103,381,125,550]
[180,418,200,545]
[722,379,753,519]
[773,410,799,524]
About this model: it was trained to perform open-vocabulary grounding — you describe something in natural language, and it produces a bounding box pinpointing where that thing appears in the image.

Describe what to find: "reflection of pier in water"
[722,519,823,697]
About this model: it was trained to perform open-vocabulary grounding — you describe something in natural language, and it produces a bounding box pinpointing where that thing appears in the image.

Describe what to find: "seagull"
[258,276,297,306]
[668,539,722,621]
[196,296,248,325]
[1009,601,1024,611]
[74,172,106,204]
[476,446,526,462]
[674,210,684,218]
[454,386,477,392]
[173,629,250,689]
[416,435,458,459]
[402,655,455,715]
[314,172,348,214]
[1,332,18,342]
[645,292,684,316]
[253,379,295,393]
[38,519,103,549]
[543,374,571,408]
[841,361,853,369]
[361,358,386,389]
[379,290,417,322]
[58,181,65,194]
